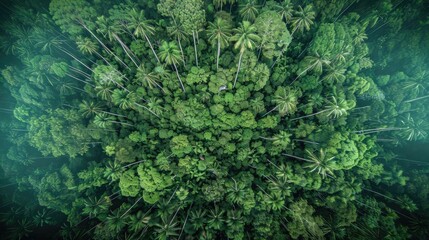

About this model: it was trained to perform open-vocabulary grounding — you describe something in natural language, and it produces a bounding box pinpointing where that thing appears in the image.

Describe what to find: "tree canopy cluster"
[0,0,428,239]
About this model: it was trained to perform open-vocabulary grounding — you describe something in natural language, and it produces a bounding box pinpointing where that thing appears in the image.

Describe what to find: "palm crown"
[231,21,260,53]
[231,21,261,87]
[291,5,316,35]
[158,41,185,92]
[207,18,232,70]
[159,41,181,66]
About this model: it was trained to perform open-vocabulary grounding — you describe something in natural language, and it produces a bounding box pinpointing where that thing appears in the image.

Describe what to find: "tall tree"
[291,96,350,121]
[207,18,232,71]
[291,52,331,84]
[291,5,316,36]
[275,0,294,23]
[174,0,206,67]
[127,9,160,63]
[159,41,186,92]
[230,21,261,88]
[167,21,188,67]
[213,0,228,10]
[136,64,164,91]
[239,1,259,22]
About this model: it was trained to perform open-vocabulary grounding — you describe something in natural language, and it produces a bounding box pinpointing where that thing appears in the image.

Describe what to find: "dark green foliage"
[0,0,428,239]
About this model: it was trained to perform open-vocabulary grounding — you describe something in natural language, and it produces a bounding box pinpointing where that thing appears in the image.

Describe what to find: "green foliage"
[137,165,173,204]
[49,0,97,37]
[1,0,428,239]
[28,109,90,158]
[254,10,291,60]
[170,135,193,157]
[119,169,140,197]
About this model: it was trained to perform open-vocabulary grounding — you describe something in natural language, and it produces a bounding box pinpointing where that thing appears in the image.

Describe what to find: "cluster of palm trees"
[73,3,318,92]
[72,3,356,126]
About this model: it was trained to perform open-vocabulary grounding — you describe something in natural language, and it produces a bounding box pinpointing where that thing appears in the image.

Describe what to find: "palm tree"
[104,160,123,183]
[207,205,224,230]
[304,149,335,178]
[136,65,164,91]
[272,131,292,148]
[213,0,228,10]
[6,218,34,240]
[32,28,65,54]
[190,209,207,231]
[153,215,180,240]
[275,0,294,23]
[250,97,265,114]
[291,96,349,121]
[105,208,127,234]
[323,96,350,119]
[78,18,130,70]
[274,87,299,116]
[262,87,299,117]
[83,195,111,219]
[291,52,330,85]
[291,5,316,36]
[399,114,428,141]
[95,85,113,101]
[76,37,97,55]
[147,98,165,116]
[33,209,54,227]
[96,16,122,43]
[332,50,351,65]
[207,18,232,71]
[79,100,103,118]
[158,41,185,92]
[111,89,137,110]
[322,67,346,83]
[128,210,151,235]
[167,21,188,66]
[94,113,115,128]
[230,21,261,88]
[239,2,259,22]
[127,9,160,63]
[353,30,368,44]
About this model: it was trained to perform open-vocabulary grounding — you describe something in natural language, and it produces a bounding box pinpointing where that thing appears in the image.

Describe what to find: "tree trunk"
[293,139,319,145]
[94,51,112,66]
[233,50,244,88]
[261,105,279,118]
[69,65,91,78]
[282,153,313,163]
[80,22,130,70]
[133,102,160,118]
[120,197,142,218]
[178,36,186,66]
[270,55,280,69]
[216,38,221,70]
[66,73,94,87]
[290,61,317,85]
[290,109,329,121]
[57,46,94,72]
[353,127,405,135]
[290,23,300,37]
[111,121,134,127]
[101,111,127,118]
[144,33,160,63]
[114,34,139,67]
[192,30,199,67]
[334,0,356,22]
[257,46,262,60]
[404,94,429,103]
[173,62,186,92]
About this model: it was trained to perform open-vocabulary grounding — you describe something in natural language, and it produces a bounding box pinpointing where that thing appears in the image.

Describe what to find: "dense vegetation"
[0,0,428,239]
